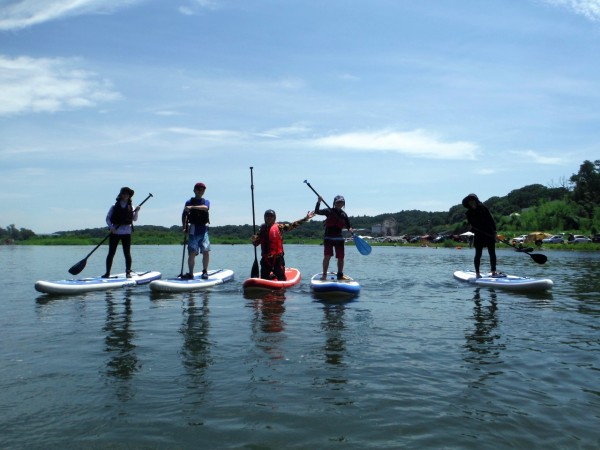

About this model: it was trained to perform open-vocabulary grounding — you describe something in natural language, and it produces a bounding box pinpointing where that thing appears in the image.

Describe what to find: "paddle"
[68,193,154,275]
[471,227,548,265]
[498,237,547,264]
[303,179,372,255]
[250,167,260,278]
[179,214,189,277]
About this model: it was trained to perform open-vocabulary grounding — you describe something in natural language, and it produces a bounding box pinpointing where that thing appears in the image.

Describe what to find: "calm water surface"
[1,244,599,449]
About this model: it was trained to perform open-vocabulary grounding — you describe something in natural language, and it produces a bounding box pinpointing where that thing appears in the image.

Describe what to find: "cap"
[194,182,206,190]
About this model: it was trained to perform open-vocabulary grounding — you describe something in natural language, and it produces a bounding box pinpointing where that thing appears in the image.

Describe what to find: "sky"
[1,0,600,234]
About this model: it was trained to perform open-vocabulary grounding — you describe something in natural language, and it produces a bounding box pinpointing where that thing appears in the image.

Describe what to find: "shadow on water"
[103,290,139,401]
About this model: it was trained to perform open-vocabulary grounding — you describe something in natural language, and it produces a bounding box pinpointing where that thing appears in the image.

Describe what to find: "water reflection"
[321,303,347,367]
[103,291,139,401]
[179,292,212,387]
[246,291,287,360]
[463,288,505,380]
[316,303,353,406]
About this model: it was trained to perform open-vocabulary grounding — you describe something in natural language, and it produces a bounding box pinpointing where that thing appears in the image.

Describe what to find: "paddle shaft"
[179,215,189,277]
[304,180,333,210]
[250,167,259,278]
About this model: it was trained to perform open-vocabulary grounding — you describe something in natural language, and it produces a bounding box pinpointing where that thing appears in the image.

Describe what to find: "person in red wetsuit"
[252,209,315,280]
[314,195,354,280]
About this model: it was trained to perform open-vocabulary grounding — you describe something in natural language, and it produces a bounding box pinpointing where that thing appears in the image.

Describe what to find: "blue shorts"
[188,230,210,255]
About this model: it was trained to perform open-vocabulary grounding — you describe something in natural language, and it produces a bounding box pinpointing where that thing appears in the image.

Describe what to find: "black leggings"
[474,243,496,274]
[260,255,285,281]
[106,234,132,274]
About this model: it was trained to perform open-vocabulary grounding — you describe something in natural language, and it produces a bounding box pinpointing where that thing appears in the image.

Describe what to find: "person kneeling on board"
[251,209,314,281]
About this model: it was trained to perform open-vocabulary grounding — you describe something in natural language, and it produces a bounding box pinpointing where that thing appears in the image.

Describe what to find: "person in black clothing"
[103,187,140,278]
[462,193,498,278]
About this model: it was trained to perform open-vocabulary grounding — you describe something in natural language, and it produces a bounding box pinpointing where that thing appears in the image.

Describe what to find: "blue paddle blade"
[353,235,372,255]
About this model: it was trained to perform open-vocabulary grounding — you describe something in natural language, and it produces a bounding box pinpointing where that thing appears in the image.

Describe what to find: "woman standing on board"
[102,187,140,278]
[462,193,498,278]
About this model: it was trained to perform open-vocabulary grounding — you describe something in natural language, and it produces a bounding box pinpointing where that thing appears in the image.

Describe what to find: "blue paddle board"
[310,272,361,299]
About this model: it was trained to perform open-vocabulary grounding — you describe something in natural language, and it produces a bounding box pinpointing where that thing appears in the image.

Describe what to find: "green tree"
[570,160,600,218]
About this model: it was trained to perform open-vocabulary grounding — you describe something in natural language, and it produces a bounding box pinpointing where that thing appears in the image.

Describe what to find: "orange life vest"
[260,223,284,257]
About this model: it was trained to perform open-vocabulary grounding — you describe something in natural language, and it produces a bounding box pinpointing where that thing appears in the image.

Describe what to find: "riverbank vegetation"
[3,160,599,249]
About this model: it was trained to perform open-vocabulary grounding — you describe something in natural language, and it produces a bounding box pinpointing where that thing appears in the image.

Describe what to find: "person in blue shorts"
[181,182,211,279]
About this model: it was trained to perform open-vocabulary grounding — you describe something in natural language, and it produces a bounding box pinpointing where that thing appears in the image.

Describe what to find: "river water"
[1,244,599,449]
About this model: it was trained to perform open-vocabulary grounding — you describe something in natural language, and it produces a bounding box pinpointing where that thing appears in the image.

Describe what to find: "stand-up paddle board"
[453,270,553,292]
[149,269,234,292]
[242,267,301,293]
[310,272,361,299]
[35,270,162,295]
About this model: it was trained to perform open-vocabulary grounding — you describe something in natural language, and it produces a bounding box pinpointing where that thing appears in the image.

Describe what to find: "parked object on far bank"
[542,235,564,244]
[569,235,591,244]
[511,235,528,244]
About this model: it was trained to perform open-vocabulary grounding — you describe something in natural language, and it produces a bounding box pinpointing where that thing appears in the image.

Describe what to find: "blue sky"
[1,0,599,234]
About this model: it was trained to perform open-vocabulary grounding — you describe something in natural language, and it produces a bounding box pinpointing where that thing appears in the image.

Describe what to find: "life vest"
[260,223,284,257]
[188,197,210,225]
[110,201,133,226]
[324,210,347,236]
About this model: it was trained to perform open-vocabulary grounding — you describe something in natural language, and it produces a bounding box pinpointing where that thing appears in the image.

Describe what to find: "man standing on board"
[182,182,211,279]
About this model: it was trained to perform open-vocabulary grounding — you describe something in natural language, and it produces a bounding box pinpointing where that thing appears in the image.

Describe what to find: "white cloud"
[258,124,311,138]
[311,129,479,160]
[0,55,121,116]
[0,0,144,30]
[543,0,600,21]
[178,0,220,16]
[510,150,566,165]
[167,127,243,140]
[476,168,498,175]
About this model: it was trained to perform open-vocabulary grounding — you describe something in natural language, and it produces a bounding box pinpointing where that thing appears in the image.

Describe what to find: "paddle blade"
[68,258,86,275]
[251,259,259,278]
[530,253,548,264]
[353,235,372,255]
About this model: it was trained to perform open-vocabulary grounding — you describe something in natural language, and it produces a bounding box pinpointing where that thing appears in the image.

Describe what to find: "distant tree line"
[6,159,600,244]
[1,224,35,243]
